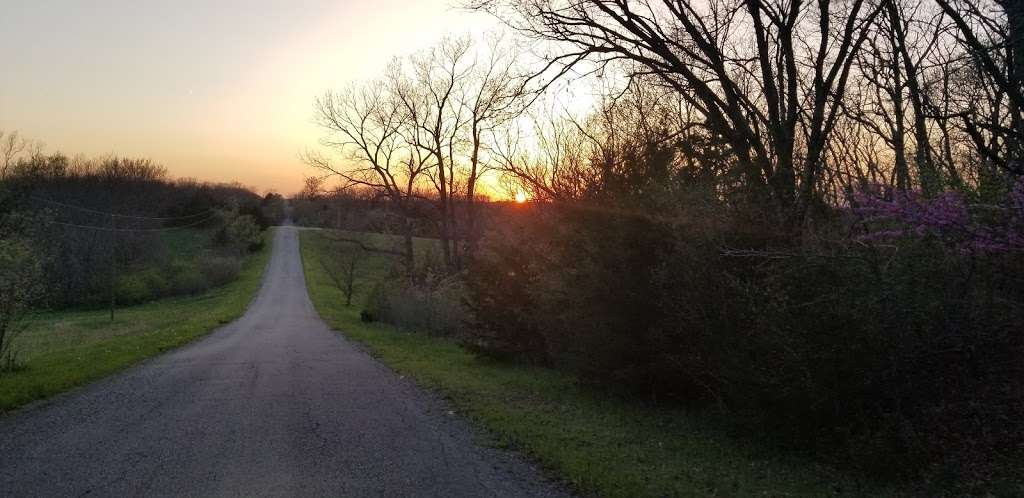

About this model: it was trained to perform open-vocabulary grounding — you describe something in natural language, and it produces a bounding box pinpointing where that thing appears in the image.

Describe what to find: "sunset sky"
[0,0,498,194]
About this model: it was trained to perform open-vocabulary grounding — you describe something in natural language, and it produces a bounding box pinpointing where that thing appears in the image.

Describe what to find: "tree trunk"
[401,215,415,271]
[1005,0,1024,166]
[465,128,481,260]
[435,142,453,270]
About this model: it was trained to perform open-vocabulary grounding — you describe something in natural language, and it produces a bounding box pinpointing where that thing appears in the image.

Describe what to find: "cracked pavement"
[0,225,570,497]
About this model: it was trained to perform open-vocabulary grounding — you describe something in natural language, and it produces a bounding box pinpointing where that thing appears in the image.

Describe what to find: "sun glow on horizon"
[514,192,528,203]
[0,0,499,196]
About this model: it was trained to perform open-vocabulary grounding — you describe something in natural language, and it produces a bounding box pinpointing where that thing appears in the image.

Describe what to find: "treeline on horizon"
[0,137,284,328]
[291,179,525,240]
[301,0,1024,491]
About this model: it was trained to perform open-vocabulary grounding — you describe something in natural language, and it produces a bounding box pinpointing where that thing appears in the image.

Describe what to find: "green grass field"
[0,229,273,413]
[299,229,889,498]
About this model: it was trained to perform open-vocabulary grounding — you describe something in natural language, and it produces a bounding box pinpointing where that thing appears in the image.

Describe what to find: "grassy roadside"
[0,229,274,413]
[300,229,888,498]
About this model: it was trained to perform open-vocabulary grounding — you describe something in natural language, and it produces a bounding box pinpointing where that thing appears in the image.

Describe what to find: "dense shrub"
[658,235,1022,475]
[463,189,1024,485]
[0,153,268,308]
[259,193,287,226]
[168,261,209,295]
[0,235,46,370]
[364,256,469,337]
[114,267,181,304]
[138,268,170,296]
[201,256,241,288]
[462,225,552,363]
[115,274,153,305]
[216,211,264,255]
[114,257,245,304]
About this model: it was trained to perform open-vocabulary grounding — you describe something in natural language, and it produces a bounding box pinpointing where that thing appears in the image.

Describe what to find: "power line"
[28,196,227,322]
[30,195,213,220]
[48,213,221,233]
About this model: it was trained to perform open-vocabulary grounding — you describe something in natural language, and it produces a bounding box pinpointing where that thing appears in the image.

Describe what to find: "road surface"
[0,225,568,497]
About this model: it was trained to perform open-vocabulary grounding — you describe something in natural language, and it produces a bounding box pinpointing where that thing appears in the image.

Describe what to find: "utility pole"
[110,212,117,321]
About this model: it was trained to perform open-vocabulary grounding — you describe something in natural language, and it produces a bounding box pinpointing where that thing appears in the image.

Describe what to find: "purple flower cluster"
[849,180,1024,253]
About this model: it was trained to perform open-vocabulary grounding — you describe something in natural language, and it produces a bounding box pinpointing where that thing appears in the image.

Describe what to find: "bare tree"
[472,0,892,222]
[0,130,31,179]
[308,78,429,267]
[0,237,45,372]
[320,240,364,306]
[934,0,1024,175]
[458,35,530,256]
[391,37,473,269]
[298,175,325,201]
[494,108,598,200]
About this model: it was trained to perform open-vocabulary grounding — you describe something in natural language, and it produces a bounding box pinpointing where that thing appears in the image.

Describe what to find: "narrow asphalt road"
[0,225,569,497]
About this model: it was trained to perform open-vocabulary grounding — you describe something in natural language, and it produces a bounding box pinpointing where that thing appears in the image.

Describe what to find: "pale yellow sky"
[0,0,499,194]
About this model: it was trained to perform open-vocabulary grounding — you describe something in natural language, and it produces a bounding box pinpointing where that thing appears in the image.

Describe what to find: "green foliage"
[138,267,170,296]
[168,262,209,295]
[1,158,268,308]
[214,206,265,256]
[108,254,244,306]
[227,214,264,252]
[461,226,551,363]
[0,237,46,371]
[364,274,467,337]
[464,201,1024,491]
[0,230,272,412]
[319,241,364,306]
[259,192,287,226]
[363,250,468,336]
[201,256,241,288]
[299,229,887,498]
[114,273,152,305]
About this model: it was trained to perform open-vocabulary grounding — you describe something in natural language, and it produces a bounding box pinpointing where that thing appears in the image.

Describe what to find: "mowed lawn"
[0,229,273,413]
[299,229,890,498]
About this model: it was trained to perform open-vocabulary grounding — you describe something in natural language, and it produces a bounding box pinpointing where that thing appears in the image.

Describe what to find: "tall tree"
[458,35,529,257]
[935,0,1024,175]
[308,80,428,267]
[392,37,472,269]
[471,0,886,222]
[0,131,32,180]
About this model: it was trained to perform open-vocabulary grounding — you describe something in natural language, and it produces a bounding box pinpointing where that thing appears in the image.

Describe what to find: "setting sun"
[515,192,527,203]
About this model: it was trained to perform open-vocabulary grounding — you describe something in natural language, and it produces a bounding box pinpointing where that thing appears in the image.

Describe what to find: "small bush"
[139,268,170,296]
[462,227,552,363]
[320,241,364,306]
[168,261,208,295]
[201,256,241,288]
[107,258,239,306]
[0,236,46,371]
[225,213,264,254]
[363,267,468,337]
[115,274,154,305]
[464,197,1024,486]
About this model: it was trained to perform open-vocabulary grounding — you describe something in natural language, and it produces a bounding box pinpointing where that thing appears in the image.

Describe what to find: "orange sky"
[0,1,499,195]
